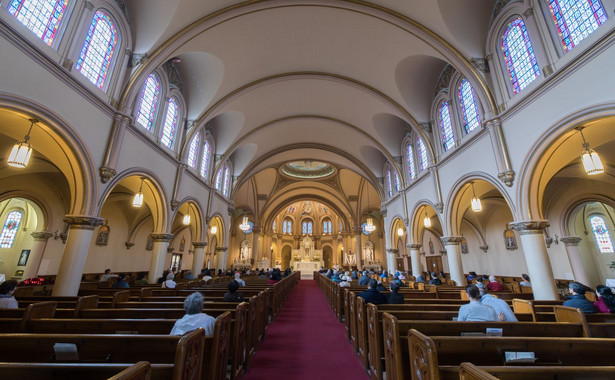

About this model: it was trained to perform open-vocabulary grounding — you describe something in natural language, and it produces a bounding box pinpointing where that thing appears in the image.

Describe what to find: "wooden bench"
[458,362,615,380]
[0,360,158,380]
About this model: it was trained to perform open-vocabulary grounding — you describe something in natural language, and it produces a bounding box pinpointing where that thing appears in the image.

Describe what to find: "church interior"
[1,0,615,378]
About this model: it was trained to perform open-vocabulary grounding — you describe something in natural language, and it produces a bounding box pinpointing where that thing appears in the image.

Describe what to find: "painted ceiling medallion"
[280,160,335,179]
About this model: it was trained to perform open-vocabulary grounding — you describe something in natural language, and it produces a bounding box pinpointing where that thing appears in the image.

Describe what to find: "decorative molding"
[215,247,228,252]
[125,242,134,249]
[386,248,399,255]
[163,61,184,93]
[407,243,422,249]
[99,167,117,183]
[440,236,464,245]
[170,200,180,210]
[470,57,489,73]
[498,170,515,187]
[542,64,554,78]
[192,241,208,248]
[150,233,174,242]
[434,64,455,96]
[523,7,534,18]
[31,231,53,241]
[479,245,489,252]
[561,236,582,246]
[434,202,444,213]
[439,249,448,256]
[129,53,149,68]
[63,216,104,230]
[509,220,549,235]
[167,247,174,253]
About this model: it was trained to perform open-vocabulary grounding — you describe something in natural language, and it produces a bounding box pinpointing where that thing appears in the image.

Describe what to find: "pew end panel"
[458,363,499,380]
[108,361,152,380]
[408,329,440,380]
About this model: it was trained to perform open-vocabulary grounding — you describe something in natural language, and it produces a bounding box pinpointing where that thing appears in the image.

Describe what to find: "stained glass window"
[339,220,342,232]
[0,211,23,248]
[458,79,481,133]
[501,18,540,94]
[417,137,428,171]
[135,74,160,131]
[9,0,69,46]
[215,169,222,190]
[590,215,614,253]
[272,220,276,232]
[199,140,211,178]
[361,222,372,235]
[302,221,313,235]
[187,134,200,169]
[394,172,401,192]
[283,219,292,234]
[243,221,254,234]
[547,0,607,52]
[223,166,231,196]
[406,143,416,180]
[439,102,455,151]
[323,219,331,234]
[160,98,179,149]
[386,168,393,198]
[76,11,117,89]
[302,221,307,235]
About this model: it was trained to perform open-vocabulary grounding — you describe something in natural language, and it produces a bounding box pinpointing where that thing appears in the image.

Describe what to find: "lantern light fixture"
[7,118,38,168]
[577,127,604,175]
[132,178,145,208]
[470,181,482,212]
[423,209,432,228]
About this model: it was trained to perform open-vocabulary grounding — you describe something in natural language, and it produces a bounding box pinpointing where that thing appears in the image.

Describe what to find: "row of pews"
[316,272,615,380]
[0,272,299,380]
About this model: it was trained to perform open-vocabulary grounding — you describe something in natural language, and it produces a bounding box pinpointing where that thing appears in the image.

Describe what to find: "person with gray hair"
[170,292,216,335]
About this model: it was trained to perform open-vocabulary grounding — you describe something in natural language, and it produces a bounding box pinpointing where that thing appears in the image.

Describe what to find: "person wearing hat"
[358,271,370,286]
[476,282,516,321]
[162,272,177,288]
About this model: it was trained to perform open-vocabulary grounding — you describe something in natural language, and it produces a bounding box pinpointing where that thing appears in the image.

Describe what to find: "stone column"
[53,216,104,296]
[440,236,465,286]
[510,221,558,300]
[354,228,363,269]
[252,227,261,262]
[408,243,422,278]
[21,231,53,280]
[216,247,228,269]
[561,236,591,287]
[191,242,208,275]
[386,248,398,274]
[147,234,174,284]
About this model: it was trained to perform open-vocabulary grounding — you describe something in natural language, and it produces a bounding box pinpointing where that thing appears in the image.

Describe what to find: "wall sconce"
[8,118,38,168]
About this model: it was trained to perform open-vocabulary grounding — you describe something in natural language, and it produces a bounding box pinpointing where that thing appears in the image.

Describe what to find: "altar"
[290,237,323,279]
[295,261,319,279]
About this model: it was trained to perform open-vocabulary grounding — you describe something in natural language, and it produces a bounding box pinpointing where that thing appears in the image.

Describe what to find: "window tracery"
[160,97,179,149]
[199,139,211,179]
[457,79,481,133]
[76,10,118,90]
[0,211,23,248]
[186,133,200,169]
[135,74,161,131]
[501,17,540,94]
[547,0,607,52]
[590,215,614,253]
[8,0,69,46]
[439,101,455,151]
[417,137,428,171]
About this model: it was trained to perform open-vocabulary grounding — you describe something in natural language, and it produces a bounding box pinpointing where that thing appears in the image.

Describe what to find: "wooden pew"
[458,362,615,380]
[0,361,161,380]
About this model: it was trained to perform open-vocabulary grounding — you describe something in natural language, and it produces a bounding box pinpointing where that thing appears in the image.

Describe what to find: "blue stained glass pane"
[361,222,371,236]
[458,79,481,133]
[406,143,416,180]
[308,222,313,235]
[200,140,211,178]
[590,215,614,253]
[215,169,222,190]
[187,134,200,168]
[328,221,332,234]
[548,0,607,52]
[0,211,23,248]
[417,137,428,171]
[386,169,393,197]
[76,11,118,89]
[272,220,276,232]
[302,222,307,235]
[161,98,179,148]
[223,167,230,196]
[501,18,540,94]
[439,102,455,151]
[135,74,160,131]
[394,172,400,192]
[9,0,69,46]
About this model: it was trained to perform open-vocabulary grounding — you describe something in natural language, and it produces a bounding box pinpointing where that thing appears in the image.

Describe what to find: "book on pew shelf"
[505,351,536,363]
[53,343,79,361]
[486,328,503,336]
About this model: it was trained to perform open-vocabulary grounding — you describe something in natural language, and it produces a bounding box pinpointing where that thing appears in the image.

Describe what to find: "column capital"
[31,231,53,241]
[150,233,174,242]
[386,248,399,255]
[561,236,582,246]
[440,236,464,245]
[192,241,208,248]
[509,220,549,235]
[252,226,262,234]
[215,247,228,252]
[407,243,422,249]
[63,215,104,230]
[99,167,117,183]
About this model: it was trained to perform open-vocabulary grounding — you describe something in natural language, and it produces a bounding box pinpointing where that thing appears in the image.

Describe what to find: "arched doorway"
[281,245,292,269]
[322,245,333,268]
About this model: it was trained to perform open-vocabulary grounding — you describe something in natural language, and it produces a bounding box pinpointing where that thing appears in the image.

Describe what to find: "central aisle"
[243,279,369,379]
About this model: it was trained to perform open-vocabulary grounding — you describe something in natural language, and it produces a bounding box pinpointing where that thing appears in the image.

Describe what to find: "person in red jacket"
[486,275,505,292]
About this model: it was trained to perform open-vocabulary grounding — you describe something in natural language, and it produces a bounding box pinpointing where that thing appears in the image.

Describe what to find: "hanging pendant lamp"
[8,118,38,168]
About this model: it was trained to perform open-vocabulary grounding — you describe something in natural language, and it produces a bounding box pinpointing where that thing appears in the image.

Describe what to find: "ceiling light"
[210,225,217,234]
[424,210,432,228]
[397,227,404,236]
[8,118,38,168]
[470,181,482,212]
[132,178,144,208]
[578,127,604,175]
[365,217,376,232]
[182,209,191,225]
[239,215,251,232]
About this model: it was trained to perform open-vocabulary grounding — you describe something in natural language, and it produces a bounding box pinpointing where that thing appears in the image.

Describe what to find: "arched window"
[135,74,161,131]
[457,79,481,133]
[547,0,607,52]
[590,215,614,253]
[301,220,313,235]
[339,220,343,232]
[386,167,393,198]
[222,166,231,196]
[439,101,455,151]
[272,220,276,232]
[186,133,200,169]
[199,139,211,178]
[283,218,292,234]
[0,211,23,248]
[160,97,179,149]
[406,142,416,180]
[394,172,401,192]
[76,10,118,90]
[501,17,540,94]
[323,219,332,234]
[214,169,223,190]
[8,0,69,46]
[417,137,428,171]
[361,222,372,235]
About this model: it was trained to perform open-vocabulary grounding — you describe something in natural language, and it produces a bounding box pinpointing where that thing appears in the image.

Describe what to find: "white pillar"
[22,231,53,280]
[252,227,261,262]
[354,228,363,269]
[386,248,398,274]
[147,234,173,284]
[216,247,228,269]
[53,216,103,296]
[441,236,465,286]
[510,221,558,300]
[191,242,207,276]
[561,236,591,287]
[408,243,422,278]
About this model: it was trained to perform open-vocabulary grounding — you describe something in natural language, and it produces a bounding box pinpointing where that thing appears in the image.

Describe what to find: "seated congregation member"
[234,272,246,287]
[331,271,342,282]
[162,273,177,288]
[171,292,216,336]
[357,279,387,305]
[563,282,596,314]
[223,280,245,302]
[415,273,425,283]
[476,283,516,321]
[520,273,532,287]
[486,275,505,291]
[358,271,370,285]
[100,268,118,282]
[184,270,195,280]
[351,269,358,280]
[594,285,615,313]
[428,272,442,285]
[134,272,148,286]
[113,273,130,288]
[457,285,498,322]
[201,269,213,282]
[0,280,18,309]
[339,275,351,288]
[467,271,477,282]
[376,281,386,291]
[387,281,404,304]
[268,269,282,284]
[439,271,446,280]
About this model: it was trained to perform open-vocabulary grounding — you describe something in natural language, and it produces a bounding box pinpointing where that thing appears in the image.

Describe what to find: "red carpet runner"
[243,279,369,379]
